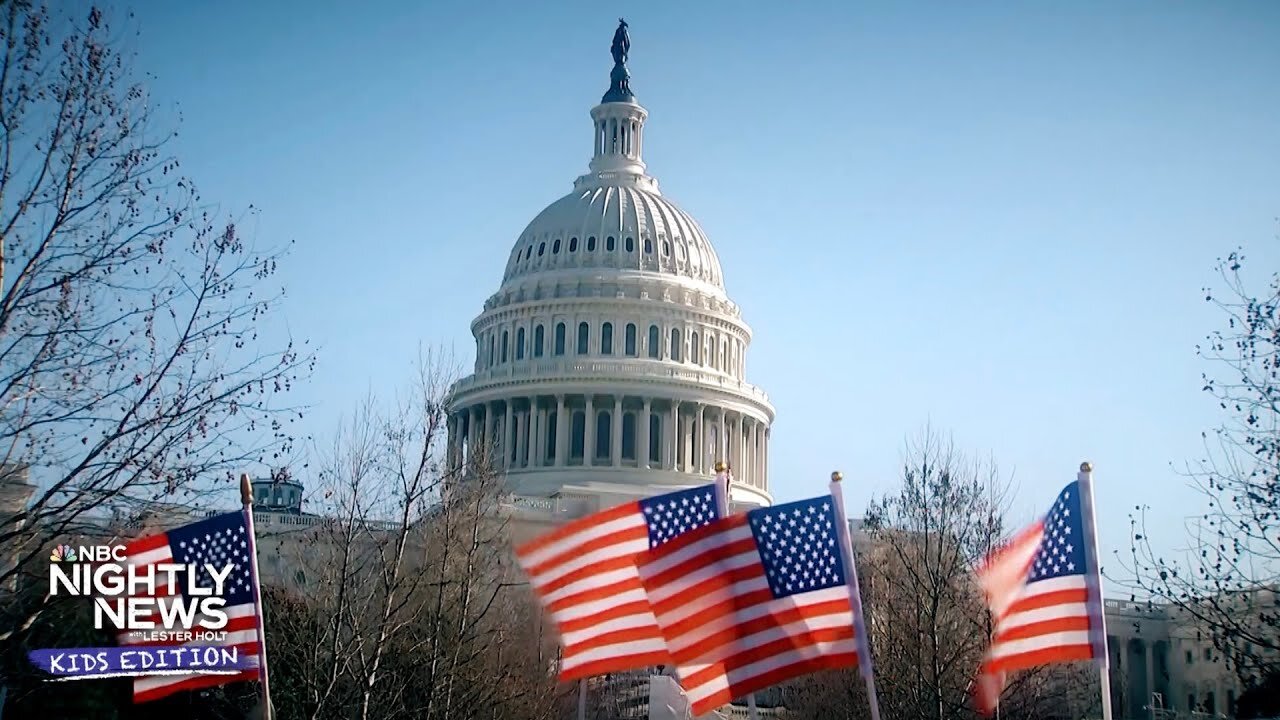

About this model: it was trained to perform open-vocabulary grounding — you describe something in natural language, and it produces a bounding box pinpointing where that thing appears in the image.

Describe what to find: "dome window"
[537,242,545,257]
[606,236,616,252]
[576,322,589,355]
[554,323,566,356]
[516,328,526,360]
[587,236,597,252]
[525,246,533,261]
[501,331,509,363]
[600,322,614,355]
[595,411,611,460]
[621,412,637,460]
[552,239,561,254]
[647,325,660,359]
[670,328,682,362]
[624,323,637,356]
[570,411,585,460]
[644,238,653,254]
[625,236,634,253]
[488,336,495,366]
[691,331,700,364]
[662,241,670,257]
[648,415,662,464]
[533,325,545,358]
[569,237,579,252]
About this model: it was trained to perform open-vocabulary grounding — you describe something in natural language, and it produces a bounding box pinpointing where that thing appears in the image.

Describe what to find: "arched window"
[537,242,545,257]
[625,236,635,253]
[606,236,616,252]
[644,238,653,254]
[721,339,728,371]
[533,325,545,358]
[670,328,682,362]
[625,323,637,356]
[577,322,590,354]
[595,411,611,460]
[649,414,662,464]
[647,325,660,359]
[622,412,636,460]
[601,322,614,355]
[663,240,671,256]
[587,236,597,252]
[552,239,561,254]
[554,323,566,356]
[516,327,526,360]
[570,411,585,460]
[691,331,700,364]
[525,245,532,261]
[569,237,578,252]
[501,331,509,363]
[488,335,495,366]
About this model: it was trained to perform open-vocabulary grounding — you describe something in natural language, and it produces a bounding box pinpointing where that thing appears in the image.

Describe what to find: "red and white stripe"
[636,514,859,716]
[119,531,261,703]
[515,500,670,680]
[974,521,1097,714]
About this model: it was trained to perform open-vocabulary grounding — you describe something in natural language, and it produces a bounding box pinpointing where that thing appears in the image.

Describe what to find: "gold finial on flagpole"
[715,461,727,473]
[1080,461,1093,473]
[831,471,843,482]
[240,473,253,506]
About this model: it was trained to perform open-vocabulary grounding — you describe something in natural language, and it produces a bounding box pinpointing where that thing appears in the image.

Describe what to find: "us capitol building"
[442,22,774,524]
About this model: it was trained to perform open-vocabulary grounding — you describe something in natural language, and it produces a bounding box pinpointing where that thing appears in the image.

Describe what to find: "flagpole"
[1076,461,1114,720]
[577,678,587,720]
[829,471,883,720]
[714,462,760,720]
[240,474,274,720]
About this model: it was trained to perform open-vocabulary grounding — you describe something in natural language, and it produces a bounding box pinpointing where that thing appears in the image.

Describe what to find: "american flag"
[119,511,262,703]
[973,480,1103,715]
[635,494,865,716]
[515,482,724,681]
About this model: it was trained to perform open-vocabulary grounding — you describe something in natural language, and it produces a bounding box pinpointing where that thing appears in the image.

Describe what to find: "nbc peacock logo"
[50,544,78,563]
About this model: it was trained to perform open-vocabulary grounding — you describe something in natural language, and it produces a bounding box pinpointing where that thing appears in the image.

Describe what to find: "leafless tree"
[261,350,563,720]
[1126,247,1280,688]
[784,427,1099,720]
[0,1,311,639]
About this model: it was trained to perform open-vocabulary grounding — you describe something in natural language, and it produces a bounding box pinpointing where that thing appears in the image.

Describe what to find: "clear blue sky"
[119,0,1279,574]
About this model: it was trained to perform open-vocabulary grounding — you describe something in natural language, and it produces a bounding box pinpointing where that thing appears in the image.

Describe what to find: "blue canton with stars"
[746,495,847,599]
[1027,481,1089,584]
[168,511,256,605]
[638,484,721,549]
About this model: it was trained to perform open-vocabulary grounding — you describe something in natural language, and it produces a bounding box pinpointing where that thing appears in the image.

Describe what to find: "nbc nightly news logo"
[27,543,253,682]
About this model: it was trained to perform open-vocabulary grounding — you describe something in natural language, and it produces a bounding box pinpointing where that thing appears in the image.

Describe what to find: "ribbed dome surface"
[501,184,724,291]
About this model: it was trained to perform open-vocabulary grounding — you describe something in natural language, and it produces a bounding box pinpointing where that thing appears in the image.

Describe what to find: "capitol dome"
[445,23,774,510]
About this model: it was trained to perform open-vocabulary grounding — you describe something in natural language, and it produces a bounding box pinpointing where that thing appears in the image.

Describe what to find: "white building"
[444,21,775,517]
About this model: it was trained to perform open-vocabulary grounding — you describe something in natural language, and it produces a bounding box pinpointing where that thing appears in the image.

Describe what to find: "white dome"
[446,22,774,512]
[501,184,724,292]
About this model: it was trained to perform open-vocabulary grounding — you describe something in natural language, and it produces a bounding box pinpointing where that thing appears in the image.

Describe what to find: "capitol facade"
[444,23,775,514]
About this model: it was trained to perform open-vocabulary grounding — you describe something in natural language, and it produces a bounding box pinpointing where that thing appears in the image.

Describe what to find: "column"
[667,401,681,471]
[515,402,527,468]
[469,406,481,467]
[532,399,544,468]
[639,398,652,470]
[696,405,706,474]
[446,414,458,473]
[611,396,623,466]
[555,395,568,467]
[584,396,596,467]
[736,414,745,479]
[503,402,514,469]
[763,428,770,490]
[718,409,727,466]
[486,402,497,464]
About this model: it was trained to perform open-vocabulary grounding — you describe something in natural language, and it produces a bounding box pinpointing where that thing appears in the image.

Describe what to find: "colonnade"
[446,393,769,490]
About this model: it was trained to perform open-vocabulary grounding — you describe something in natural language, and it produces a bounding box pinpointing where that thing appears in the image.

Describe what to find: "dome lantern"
[585,19,648,183]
